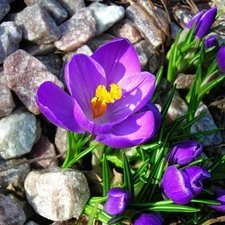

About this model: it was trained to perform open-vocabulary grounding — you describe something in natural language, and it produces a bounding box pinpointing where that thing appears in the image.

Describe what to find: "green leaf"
[102,154,111,196]
[122,153,134,201]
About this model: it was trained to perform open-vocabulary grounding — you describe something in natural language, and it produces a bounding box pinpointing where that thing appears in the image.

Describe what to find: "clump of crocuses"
[104,187,130,215]
[131,212,163,225]
[208,189,225,212]
[160,165,210,204]
[36,38,162,148]
[166,140,203,166]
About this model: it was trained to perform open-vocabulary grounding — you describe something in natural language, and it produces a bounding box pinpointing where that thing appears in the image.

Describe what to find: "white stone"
[24,167,90,221]
[89,2,125,36]
[0,110,37,159]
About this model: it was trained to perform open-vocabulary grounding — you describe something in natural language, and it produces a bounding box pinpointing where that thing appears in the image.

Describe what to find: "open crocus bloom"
[36,38,161,148]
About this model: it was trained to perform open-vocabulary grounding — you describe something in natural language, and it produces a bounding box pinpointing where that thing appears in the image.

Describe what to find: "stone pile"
[0,0,224,224]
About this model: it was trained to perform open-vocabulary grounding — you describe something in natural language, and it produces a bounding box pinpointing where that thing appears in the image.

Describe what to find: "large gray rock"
[25,167,90,221]
[0,110,37,159]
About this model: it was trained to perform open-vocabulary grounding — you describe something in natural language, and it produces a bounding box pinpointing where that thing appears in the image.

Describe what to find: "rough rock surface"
[0,110,37,159]
[4,49,64,115]
[15,4,60,44]
[54,8,96,52]
[0,194,26,225]
[25,167,90,221]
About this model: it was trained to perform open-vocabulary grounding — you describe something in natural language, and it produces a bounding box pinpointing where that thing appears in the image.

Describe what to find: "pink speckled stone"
[54,8,96,52]
[4,49,64,115]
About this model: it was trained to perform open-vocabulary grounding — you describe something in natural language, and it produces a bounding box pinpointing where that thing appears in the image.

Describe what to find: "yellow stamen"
[91,84,122,119]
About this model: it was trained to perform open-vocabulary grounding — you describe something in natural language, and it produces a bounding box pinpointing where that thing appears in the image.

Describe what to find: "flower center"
[91,84,122,119]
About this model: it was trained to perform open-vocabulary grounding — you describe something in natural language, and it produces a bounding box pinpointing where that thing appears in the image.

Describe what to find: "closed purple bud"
[160,165,210,204]
[204,36,217,49]
[166,140,203,166]
[131,212,164,225]
[208,189,225,212]
[186,11,204,29]
[195,7,217,39]
[217,45,225,73]
[104,187,130,215]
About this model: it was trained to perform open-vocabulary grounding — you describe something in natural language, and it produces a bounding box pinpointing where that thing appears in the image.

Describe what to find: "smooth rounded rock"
[24,167,90,221]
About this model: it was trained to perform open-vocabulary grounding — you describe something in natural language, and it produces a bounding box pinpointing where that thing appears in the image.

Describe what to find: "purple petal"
[36,81,83,133]
[96,110,157,148]
[183,166,210,196]
[64,54,106,120]
[131,213,163,225]
[166,140,203,166]
[160,166,194,204]
[217,45,225,73]
[91,38,141,84]
[204,35,217,49]
[195,7,217,39]
[104,187,130,215]
[97,72,156,125]
[208,189,225,212]
[186,11,204,29]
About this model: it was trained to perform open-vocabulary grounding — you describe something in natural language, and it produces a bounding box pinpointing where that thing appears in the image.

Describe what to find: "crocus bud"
[160,165,210,204]
[104,187,130,215]
[217,45,225,73]
[208,189,225,212]
[204,36,217,49]
[166,140,203,166]
[131,212,164,225]
[195,7,217,39]
[186,11,204,29]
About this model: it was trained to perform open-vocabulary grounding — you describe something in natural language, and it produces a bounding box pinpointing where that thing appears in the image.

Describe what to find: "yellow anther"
[91,84,122,119]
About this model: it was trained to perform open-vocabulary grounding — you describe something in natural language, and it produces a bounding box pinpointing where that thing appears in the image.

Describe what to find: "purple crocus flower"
[36,38,161,148]
[208,189,225,212]
[160,165,210,204]
[204,36,217,49]
[166,140,203,166]
[185,8,217,40]
[131,212,163,225]
[217,45,225,73]
[104,187,130,215]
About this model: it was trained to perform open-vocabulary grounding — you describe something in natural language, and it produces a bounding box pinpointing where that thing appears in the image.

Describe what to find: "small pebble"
[0,21,22,63]
[15,4,61,44]
[0,157,30,194]
[0,68,15,118]
[54,8,96,52]
[0,194,26,225]
[89,2,125,36]
[191,103,223,146]
[0,0,10,21]
[24,0,68,25]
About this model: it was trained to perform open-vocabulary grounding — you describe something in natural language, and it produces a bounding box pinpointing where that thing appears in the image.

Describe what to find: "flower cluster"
[36,38,161,149]
[160,140,210,204]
